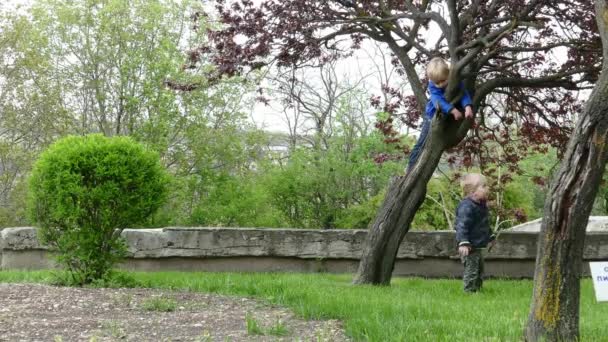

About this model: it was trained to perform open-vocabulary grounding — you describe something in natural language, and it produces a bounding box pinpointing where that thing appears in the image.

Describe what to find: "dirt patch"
[0,283,349,341]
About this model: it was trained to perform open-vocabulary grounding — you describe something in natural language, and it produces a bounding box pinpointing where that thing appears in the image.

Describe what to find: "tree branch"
[403,0,451,39]
[385,38,427,113]
[446,0,460,58]
[476,68,595,100]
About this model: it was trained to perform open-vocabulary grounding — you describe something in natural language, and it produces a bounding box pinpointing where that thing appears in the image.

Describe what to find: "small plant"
[110,293,133,308]
[141,295,178,312]
[245,312,265,335]
[28,134,169,285]
[267,318,289,336]
[183,301,208,311]
[102,320,125,339]
[314,323,333,342]
[195,330,212,342]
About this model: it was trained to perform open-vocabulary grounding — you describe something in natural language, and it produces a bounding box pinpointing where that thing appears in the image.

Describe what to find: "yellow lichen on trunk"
[533,233,562,330]
[592,130,604,147]
[592,130,607,165]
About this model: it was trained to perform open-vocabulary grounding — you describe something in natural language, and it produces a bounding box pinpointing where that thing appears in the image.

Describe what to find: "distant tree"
[0,0,261,227]
[269,59,371,151]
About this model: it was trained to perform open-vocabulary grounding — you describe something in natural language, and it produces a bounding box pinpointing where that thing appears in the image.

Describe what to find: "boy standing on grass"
[455,173,495,293]
[407,57,474,172]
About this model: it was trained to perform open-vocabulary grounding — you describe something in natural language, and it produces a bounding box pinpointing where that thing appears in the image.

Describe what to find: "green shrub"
[411,175,460,231]
[28,134,169,284]
[335,191,385,229]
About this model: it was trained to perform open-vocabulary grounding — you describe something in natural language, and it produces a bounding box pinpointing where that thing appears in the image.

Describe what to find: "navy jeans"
[407,118,431,172]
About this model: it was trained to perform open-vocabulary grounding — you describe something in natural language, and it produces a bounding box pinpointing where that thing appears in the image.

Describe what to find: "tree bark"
[524,1,608,340]
[353,108,471,285]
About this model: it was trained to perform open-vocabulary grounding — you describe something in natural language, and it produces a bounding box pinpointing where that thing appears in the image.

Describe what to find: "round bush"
[28,134,169,283]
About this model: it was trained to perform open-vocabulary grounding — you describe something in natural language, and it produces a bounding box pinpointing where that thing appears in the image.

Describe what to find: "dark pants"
[407,118,431,172]
[462,248,484,292]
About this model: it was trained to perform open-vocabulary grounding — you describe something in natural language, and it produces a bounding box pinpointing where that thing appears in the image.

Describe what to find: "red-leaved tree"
[186,0,599,283]
[176,1,605,339]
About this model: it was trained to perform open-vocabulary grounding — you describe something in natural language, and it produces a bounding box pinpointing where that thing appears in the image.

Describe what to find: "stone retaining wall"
[2,227,607,278]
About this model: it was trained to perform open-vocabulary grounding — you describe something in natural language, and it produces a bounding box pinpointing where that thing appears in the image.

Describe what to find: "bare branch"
[476,68,596,100]
[403,0,451,39]
[384,38,426,113]
[446,0,460,58]
[464,58,530,77]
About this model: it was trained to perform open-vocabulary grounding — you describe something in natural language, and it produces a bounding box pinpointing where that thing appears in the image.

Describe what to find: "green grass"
[1,270,606,341]
[267,318,289,336]
[245,312,265,335]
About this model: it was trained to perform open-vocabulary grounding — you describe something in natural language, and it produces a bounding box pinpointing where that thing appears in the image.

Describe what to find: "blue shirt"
[425,81,473,119]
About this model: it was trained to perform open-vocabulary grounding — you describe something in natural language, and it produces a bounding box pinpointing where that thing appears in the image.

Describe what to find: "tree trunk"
[353,111,471,285]
[524,2,608,340]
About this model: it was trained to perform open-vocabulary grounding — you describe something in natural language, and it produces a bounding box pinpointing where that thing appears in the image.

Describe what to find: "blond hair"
[461,173,486,196]
[426,57,450,84]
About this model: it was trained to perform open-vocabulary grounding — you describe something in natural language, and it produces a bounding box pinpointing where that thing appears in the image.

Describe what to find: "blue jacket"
[425,81,473,119]
[454,197,494,248]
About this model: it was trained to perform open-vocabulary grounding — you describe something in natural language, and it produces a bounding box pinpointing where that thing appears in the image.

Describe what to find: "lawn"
[0,271,605,341]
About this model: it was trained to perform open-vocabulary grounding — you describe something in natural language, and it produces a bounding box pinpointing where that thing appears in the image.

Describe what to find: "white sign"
[590,262,608,302]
